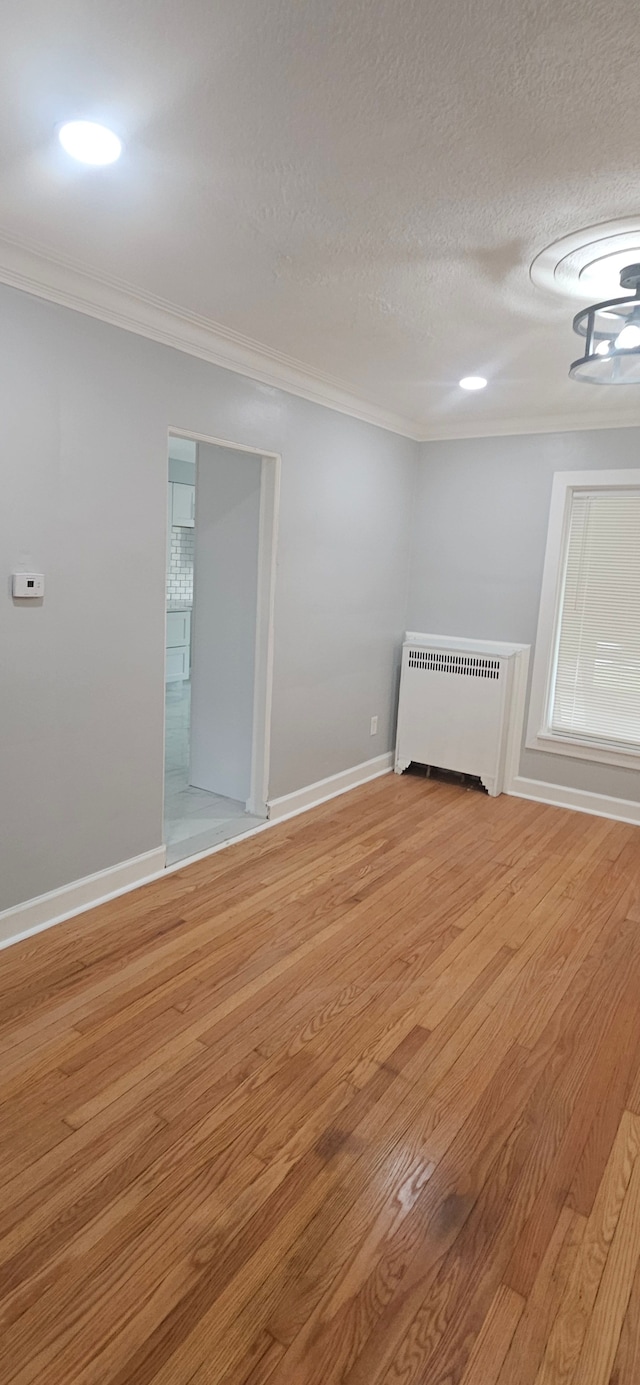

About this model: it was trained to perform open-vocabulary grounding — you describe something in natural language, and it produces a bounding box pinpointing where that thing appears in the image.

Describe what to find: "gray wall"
[408,429,640,802]
[0,284,417,911]
[190,444,262,803]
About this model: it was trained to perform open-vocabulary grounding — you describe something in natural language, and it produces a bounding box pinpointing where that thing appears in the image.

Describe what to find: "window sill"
[526,729,640,772]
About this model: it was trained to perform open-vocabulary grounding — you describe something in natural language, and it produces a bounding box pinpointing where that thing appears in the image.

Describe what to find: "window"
[527,470,640,769]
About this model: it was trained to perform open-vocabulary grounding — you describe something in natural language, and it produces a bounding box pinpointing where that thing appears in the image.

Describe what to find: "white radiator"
[395,633,525,796]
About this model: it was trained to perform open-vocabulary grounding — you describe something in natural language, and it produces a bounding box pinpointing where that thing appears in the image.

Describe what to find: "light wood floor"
[2,775,640,1384]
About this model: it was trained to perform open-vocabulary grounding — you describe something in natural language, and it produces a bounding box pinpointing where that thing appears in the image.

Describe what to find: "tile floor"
[164,680,265,865]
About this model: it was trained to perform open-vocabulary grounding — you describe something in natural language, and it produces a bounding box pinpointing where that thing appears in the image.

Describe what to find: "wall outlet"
[370,715,378,736]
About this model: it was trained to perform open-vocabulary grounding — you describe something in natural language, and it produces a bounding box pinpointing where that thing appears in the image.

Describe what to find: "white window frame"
[526,468,640,771]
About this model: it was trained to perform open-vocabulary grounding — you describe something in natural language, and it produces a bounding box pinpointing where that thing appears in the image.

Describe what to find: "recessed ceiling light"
[459,376,487,391]
[58,121,122,166]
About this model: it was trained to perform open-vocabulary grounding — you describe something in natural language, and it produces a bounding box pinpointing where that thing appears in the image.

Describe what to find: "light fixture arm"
[618,264,640,294]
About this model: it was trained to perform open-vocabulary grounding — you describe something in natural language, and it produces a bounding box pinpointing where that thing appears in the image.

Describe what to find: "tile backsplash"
[166,525,194,604]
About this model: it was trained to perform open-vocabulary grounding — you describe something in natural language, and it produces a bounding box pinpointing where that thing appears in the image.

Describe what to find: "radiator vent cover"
[407,649,501,680]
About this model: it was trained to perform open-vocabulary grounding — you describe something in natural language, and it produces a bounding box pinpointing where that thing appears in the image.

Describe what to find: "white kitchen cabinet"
[171,482,195,527]
[166,610,191,649]
[166,645,190,682]
[166,609,191,682]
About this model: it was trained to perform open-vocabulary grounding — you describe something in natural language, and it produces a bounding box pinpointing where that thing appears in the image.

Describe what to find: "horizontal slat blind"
[550,489,640,749]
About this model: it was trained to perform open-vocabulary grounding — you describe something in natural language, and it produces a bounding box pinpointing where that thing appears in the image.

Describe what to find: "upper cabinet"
[170,481,195,527]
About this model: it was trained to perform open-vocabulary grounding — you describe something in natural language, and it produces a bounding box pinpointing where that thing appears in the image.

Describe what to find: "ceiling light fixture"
[530,219,640,301]
[58,120,122,166]
[459,376,487,391]
[570,264,640,383]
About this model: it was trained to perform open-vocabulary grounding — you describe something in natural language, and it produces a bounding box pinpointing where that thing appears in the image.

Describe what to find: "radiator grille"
[408,649,501,679]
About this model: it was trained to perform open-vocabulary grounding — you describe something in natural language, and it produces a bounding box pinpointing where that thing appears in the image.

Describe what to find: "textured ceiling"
[1,0,640,436]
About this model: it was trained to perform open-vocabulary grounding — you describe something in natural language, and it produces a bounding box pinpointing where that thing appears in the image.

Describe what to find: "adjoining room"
[164,435,271,864]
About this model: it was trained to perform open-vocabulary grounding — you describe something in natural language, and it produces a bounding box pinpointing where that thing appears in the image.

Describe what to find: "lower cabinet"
[166,645,190,682]
[166,610,191,682]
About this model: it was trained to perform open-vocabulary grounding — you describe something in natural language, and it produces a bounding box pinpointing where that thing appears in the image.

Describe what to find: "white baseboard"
[0,755,395,952]
[5,762,636,956]
[267,752,394,823]
[508,776,640,827]
[0,846,167,952]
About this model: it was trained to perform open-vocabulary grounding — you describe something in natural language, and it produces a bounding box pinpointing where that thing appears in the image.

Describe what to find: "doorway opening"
[164,431,279,865]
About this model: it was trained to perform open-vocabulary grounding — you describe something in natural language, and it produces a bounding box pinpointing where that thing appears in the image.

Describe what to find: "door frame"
[165,428,280,823]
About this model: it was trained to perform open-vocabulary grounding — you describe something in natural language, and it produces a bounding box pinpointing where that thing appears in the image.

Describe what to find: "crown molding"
[0,233,638,448]
[0,232,422,440]
[415,410,640,444]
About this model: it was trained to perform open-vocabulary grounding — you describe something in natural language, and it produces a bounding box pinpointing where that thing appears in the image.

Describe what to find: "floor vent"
[407,763,488,792]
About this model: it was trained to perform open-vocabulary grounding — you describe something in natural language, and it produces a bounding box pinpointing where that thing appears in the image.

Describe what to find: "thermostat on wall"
[12,573,44,598]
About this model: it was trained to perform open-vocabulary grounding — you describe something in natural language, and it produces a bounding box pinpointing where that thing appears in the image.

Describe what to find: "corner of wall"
[403,439,426,633]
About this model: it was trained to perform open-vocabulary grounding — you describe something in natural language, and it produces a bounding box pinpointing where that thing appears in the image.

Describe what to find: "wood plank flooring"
[1,774,640,1384]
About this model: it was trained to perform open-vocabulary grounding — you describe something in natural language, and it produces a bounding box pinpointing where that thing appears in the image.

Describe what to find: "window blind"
[549,489,640,750]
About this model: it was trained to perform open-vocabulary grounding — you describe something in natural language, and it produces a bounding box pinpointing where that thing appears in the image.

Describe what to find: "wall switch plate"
[12,573,44,598]
[370,715,378,736]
